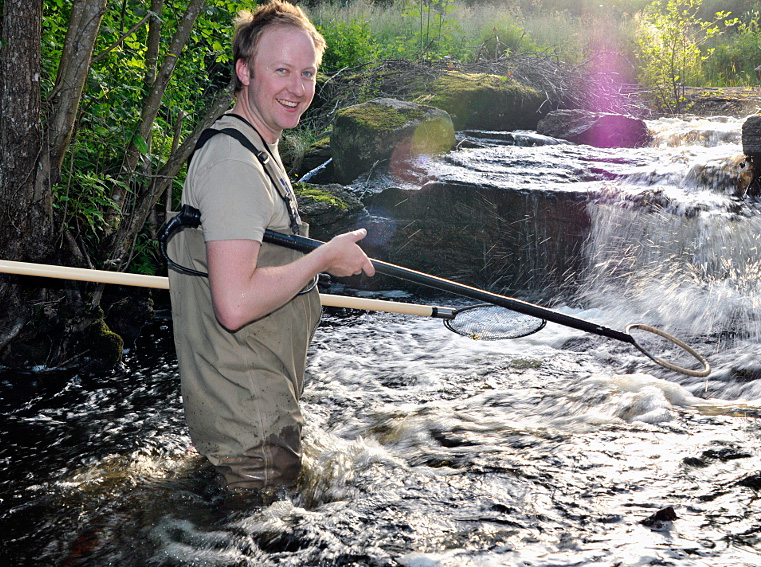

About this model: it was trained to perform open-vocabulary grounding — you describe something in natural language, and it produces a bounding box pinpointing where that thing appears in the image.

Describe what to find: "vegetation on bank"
[0,0,759,368]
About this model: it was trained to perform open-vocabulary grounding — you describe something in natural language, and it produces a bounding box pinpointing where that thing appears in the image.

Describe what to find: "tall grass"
[308,0,641,69]
[307,0,757,87]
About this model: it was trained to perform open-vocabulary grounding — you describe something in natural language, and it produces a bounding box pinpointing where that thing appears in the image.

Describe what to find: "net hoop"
[625,323,711,378]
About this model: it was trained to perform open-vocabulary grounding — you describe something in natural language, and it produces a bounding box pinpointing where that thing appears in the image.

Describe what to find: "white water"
[1,115,759,566]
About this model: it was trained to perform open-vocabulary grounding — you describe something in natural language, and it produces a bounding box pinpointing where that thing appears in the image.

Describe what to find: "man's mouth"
[278,99,298,109]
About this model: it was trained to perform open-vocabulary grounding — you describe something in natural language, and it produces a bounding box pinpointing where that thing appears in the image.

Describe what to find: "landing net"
[444,305,546,340]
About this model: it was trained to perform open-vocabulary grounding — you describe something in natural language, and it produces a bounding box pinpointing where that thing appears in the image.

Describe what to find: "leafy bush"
[318,19,382,71]
[702,13,761,85]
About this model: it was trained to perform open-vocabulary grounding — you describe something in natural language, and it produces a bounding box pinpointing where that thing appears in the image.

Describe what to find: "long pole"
[0,259,437,316]
[263,230,634,344]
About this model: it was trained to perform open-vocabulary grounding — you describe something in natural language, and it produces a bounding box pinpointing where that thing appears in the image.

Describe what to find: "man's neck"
[230,102,279,145]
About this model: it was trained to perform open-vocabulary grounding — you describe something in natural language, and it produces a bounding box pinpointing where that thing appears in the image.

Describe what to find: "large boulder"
[742,114,761,155]
[427,71,546,131]
[537,109,651,148]
[331,98,455,183]
[357,182,591,295]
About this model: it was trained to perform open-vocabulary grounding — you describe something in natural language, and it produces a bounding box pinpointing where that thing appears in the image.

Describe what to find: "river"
[1,115,759,566]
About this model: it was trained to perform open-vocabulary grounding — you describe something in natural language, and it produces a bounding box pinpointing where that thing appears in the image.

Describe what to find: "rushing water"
[2,115,760,566]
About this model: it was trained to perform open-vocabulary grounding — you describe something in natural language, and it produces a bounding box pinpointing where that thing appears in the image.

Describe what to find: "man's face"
[237,25,318,143]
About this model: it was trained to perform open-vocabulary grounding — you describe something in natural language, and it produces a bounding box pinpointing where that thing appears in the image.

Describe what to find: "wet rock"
[356,181,590,295]
[537,109,652,148]
[741,114,761,197]
[82,318,124,374]
[683,445,753,467]
[296,183,366,240]
[293,135,333,182]
[331,98,455,183]
[640,506,678,527]
[104,294,154,349]
[701,447,753,461]
[0,299,123,373]
[741,114,761,155]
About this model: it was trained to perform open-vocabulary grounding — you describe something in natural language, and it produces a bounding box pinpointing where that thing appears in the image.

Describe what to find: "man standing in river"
[168,0,374,492]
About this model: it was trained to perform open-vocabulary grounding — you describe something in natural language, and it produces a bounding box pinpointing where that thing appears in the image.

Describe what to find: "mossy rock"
[295,134,333,180]
[331,98,455,183]
[296,183,366,240]
[426,71,546,131]
[83,318,124,373]
[0,301,124,372]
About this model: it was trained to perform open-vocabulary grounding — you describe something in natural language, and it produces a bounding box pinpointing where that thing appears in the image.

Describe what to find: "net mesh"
[444,305,546,340]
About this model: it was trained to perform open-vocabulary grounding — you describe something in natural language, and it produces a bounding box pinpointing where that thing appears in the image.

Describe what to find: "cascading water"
[0,115,759,566]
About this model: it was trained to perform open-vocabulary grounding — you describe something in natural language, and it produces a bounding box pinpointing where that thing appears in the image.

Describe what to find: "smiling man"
[168,0,374,493]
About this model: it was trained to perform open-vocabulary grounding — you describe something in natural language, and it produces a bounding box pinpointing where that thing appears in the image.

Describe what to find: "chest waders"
[163,115,320,490]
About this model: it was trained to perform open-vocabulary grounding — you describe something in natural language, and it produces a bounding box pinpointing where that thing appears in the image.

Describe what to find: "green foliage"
[702,12,761,85]
[53,173,123,234]
[403,0,461,58]
[42,0,254,268]
[128,229,163,275]
[472,15,536,61]
[634,0,737,112]
[318,19,382,71]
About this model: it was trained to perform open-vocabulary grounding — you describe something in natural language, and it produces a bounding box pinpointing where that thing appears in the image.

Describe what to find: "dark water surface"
[1,116,760,566]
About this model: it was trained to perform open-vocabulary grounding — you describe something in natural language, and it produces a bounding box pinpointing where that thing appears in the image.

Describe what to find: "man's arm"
[207,228,375,331]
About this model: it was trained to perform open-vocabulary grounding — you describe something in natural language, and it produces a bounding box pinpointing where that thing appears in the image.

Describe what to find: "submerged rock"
[737,472,761,490]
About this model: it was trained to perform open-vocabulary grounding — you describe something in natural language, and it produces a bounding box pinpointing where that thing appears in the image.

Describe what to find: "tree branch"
[90,12,152,64]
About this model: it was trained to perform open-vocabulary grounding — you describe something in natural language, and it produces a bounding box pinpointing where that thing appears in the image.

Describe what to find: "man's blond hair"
[232,0,326,93]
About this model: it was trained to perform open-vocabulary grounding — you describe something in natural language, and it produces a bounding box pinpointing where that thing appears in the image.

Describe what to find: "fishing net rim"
[444,305,547,340]
[625,323,711,377]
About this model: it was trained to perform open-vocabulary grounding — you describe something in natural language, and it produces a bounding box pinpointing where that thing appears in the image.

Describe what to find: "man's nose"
[288,75,306,96]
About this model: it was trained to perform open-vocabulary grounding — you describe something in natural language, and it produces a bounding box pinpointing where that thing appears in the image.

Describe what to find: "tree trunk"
[145,0,163,86]
[0,0,46,354]
[46,0,108,181]
[0,0,120,370]
[0,0,47,263]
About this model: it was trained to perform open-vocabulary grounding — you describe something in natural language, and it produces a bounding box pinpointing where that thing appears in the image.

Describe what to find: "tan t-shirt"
[167,115,321,488]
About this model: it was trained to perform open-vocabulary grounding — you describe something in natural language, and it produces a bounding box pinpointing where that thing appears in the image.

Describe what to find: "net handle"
[0,260,438,314]
[625,323,711,377]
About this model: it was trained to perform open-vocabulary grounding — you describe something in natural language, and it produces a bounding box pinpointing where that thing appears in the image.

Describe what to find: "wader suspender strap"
[178,124,319,292]
[190,121,302,236]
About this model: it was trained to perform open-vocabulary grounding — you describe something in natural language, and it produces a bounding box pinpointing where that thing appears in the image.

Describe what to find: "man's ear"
[235,58,252,87]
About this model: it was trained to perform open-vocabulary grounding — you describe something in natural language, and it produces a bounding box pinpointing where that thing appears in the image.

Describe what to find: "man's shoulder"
[193,117,262,169]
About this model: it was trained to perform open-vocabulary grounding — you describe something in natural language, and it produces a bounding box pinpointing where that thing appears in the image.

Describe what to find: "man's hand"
[318,229,375,278]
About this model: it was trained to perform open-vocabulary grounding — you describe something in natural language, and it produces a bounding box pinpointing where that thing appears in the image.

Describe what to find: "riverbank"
[683,86,761,117]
